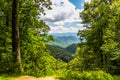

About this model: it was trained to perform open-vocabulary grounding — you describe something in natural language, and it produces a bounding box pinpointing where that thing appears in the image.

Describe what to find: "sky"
[41,0,90,33]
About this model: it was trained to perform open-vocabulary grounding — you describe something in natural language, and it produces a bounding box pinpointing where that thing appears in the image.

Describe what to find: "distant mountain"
[65,43,77,54]
[51,33,78,37]
[46,44,74,62]
[48,33,80,48]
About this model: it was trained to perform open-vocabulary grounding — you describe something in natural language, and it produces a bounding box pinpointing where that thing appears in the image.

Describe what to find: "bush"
[81,71,113,80]
[113,76,120,80]
[66,71,81,80]
[65,71,113,80]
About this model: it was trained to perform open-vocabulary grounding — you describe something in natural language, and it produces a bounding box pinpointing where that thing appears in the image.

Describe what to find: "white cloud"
[49,25,83,33]
[49,23,85,33]
[41,0,76,22]
[84,0,91,3]
[41,0,84,33]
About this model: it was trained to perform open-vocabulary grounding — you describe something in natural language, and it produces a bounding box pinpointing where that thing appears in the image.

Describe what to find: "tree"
[11,0,51,73]
[77,0,120,74]
[11,0,52,73]
[0,0,68,76]
[12,0,22,73]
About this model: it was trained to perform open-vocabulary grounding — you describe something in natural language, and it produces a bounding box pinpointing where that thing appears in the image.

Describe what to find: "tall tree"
[12,0,22,73]
[0,0,52,74]
[77,0,120,74]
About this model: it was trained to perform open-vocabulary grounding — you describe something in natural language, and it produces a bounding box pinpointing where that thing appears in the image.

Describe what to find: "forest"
[0,0,120,80]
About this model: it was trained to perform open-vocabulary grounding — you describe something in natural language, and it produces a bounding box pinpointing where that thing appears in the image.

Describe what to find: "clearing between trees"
[15,76,60,80]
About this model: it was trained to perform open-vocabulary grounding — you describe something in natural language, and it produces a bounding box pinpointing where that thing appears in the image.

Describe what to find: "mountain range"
[48,33,80,48]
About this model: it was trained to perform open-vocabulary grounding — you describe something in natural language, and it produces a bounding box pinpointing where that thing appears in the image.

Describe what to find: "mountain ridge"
[48,33,80,48]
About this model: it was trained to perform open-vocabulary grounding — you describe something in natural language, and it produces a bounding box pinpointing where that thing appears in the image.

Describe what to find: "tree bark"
[12,0,22,73]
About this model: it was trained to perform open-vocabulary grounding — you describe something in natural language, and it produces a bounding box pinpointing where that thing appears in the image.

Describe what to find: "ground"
[15,76,60,80]
[0,74,68,80]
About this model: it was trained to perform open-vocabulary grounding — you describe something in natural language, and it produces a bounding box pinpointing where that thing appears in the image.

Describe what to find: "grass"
[113,75,120,80]
[0,74,120,80]
[0,74,65,80]
[0,74,16,80]
[0,74,25,80]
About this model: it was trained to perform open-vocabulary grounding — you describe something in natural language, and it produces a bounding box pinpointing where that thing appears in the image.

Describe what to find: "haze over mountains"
[49,32,80,48]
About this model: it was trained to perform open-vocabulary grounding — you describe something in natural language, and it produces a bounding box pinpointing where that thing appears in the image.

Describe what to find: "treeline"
[0,0,120,79]
[0,0,61,76]
[65,0,120,79]
[69,0,120,75]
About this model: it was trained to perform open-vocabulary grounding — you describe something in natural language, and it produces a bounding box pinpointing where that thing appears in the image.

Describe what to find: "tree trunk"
[12,0,22,73]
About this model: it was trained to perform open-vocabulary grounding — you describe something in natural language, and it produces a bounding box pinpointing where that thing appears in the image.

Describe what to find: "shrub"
[65,71,113,80]
[113,76,120,80]
[81,71,113,80]
[66,71,81,80]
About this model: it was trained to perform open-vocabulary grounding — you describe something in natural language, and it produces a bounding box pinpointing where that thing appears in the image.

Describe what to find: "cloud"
[49,25,84,33]
[84,0,91,3]
[41,0,85,33]
[41,0,76,22]
[49,23,85,33]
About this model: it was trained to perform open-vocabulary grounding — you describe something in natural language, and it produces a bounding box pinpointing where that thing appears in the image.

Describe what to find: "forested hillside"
[0,0,120,80]
[47,44,74,62]
[46,43,77,62]
[65,43,77,54]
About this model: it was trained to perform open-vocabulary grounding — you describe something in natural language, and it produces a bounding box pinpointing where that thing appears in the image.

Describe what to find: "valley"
[47,33,78,62]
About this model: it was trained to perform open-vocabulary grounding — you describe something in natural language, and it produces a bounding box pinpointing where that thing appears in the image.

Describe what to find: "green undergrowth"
[0,71,120,80]
[113,75,120,80]
[66,71,113,80]
[0,74,21,80]
[54,70,119,80]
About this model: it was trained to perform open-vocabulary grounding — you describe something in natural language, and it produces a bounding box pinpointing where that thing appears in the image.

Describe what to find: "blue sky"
[69,0,84,9]
[41,0,90,33]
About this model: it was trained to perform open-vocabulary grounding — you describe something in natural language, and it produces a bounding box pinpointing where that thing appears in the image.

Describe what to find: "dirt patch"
[15,76,37,80]
[38,77,59,80]
[14,76,60,80]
